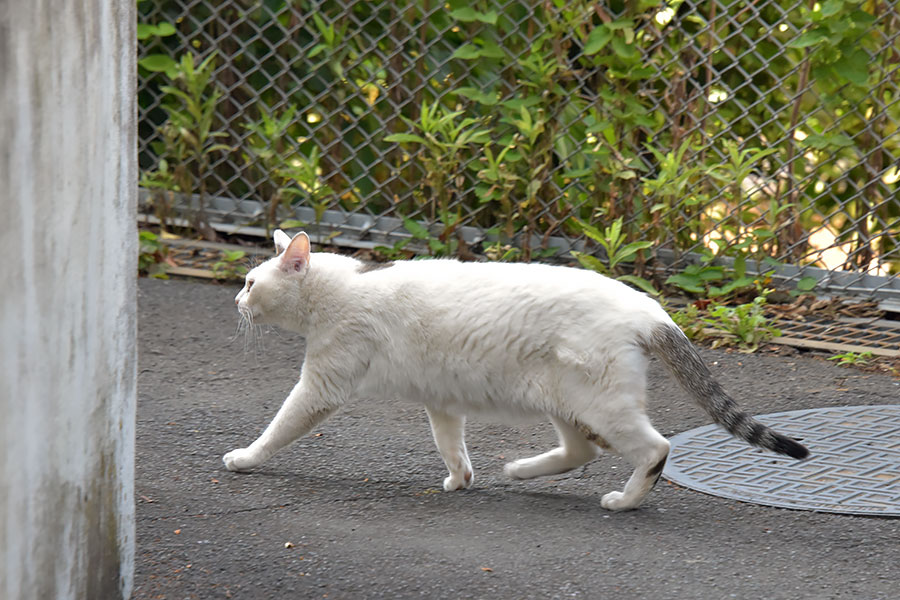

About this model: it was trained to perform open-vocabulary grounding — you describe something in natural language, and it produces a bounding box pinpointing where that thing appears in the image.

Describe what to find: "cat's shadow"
[228,467,655,519]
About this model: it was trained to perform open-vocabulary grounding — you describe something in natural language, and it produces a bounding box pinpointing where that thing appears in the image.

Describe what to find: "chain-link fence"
[138,1,900,300]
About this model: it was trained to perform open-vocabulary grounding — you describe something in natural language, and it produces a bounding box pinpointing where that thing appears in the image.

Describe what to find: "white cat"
[223,230,808,510]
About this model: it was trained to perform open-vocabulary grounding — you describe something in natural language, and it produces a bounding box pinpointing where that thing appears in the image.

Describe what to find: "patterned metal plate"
[663,405,900,516]
[772,316,900,358]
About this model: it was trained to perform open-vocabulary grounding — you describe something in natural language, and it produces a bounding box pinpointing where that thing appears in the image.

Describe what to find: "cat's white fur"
[224,230,806,510]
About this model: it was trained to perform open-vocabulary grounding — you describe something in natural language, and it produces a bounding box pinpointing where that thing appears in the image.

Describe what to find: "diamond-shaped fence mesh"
[138,1,900,299]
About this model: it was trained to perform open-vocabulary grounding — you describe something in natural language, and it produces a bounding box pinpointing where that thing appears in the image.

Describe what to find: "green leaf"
[222,250,246,261]
[698,268,724,282]
[569,218,605,244]
[606,218,622,248]
[802,133,855,149]
[279,219,307,229]
[788,29,828,48]
[665,273,704,294]
[606,19,634,31]
[137,23,155,40]
[451,44,482,60]
[155,22,176,37]
[138,54,177,74]
[611,36,639,60]
[500,97,542,111]
[479,10,499,25]
[561,168,593,179]
[796,276,818,292]
[733,254,747,279]
[137,22,176,39]
[627,65,657,80]
[832,49,869,86]
[449,8,498,24]
[616,241,653,262]
[583,25,612,55]
[307,43,329,59]
[617,274,659,296]
[571,251,609,275]
[801,134,829,149]
[384,133,428,145]
[478,41,505,59]
[820,0,843,17]
[454,87,498,105]
[138,54,178,79]
[849,9,876,27]
[403,218,431,240]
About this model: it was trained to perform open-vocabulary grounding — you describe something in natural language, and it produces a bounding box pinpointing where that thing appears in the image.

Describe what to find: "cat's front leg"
[223,374,341,472]
[424,406,473,491]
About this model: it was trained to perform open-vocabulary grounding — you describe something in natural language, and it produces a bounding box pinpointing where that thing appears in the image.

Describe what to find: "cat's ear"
[273,229,292,255]
[279,231,311,273]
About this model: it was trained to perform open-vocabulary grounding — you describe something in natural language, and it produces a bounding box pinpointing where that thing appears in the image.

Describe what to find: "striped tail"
[644,323,809,460]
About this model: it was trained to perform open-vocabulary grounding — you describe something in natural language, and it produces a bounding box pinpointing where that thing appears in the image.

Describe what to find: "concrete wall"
[0,2,136,599]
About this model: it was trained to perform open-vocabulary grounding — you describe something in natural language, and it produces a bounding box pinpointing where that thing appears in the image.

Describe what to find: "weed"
[570,217,658,296]
[373,238,414,262]
[828,350,874,367]
[403,215,460,258]
[702,294,781,352]
[386,100,490,220]
[212,249,248,281]
[142,53,231,240]
[483,240,521,262]
[242,105,333,233]
[138,231,170,279]
[667,302,706,342]
[793,276,818,296]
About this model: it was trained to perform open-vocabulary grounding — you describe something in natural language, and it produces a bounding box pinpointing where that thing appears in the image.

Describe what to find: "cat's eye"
[246,279,255,291]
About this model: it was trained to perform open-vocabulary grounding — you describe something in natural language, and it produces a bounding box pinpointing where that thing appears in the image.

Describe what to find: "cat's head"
[234,229,310,327]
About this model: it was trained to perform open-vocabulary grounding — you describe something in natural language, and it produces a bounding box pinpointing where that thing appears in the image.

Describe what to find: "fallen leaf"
[481,567,493,572]
[139,495,155,503]
[284,542,294,549]
[210,478,219,484]
[174,529,181,535]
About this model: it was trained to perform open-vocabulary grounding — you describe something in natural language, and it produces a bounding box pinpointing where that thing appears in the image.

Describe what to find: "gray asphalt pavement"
[135,277,899,599]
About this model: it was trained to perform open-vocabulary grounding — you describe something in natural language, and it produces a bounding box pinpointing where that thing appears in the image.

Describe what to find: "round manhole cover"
[663,405,900,516]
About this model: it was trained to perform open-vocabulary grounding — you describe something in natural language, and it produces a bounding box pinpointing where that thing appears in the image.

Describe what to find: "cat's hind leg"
[585,409,670,511]
[504,416,599,480]
[425,407,474,491]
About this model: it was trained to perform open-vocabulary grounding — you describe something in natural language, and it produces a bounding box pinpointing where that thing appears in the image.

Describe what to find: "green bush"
[138,0,899,276]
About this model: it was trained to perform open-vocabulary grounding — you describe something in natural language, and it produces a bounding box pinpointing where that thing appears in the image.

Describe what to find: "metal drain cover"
[663,405,900,516]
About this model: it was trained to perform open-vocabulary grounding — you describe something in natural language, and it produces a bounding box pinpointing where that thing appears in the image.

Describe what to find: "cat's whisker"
[230,318,246,345]
[232,305,264,358]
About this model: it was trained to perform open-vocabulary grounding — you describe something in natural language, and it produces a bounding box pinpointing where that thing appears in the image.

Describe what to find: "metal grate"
[137,1,900,298]
[663,405,900,516]
[771,316,900,357]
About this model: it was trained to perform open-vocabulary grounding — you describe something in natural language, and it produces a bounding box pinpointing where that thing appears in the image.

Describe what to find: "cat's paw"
[504,459,544,480]
[503,460,528,480]
[443,470,474,491]
[223,448,261,472]
[600,491,634,511]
